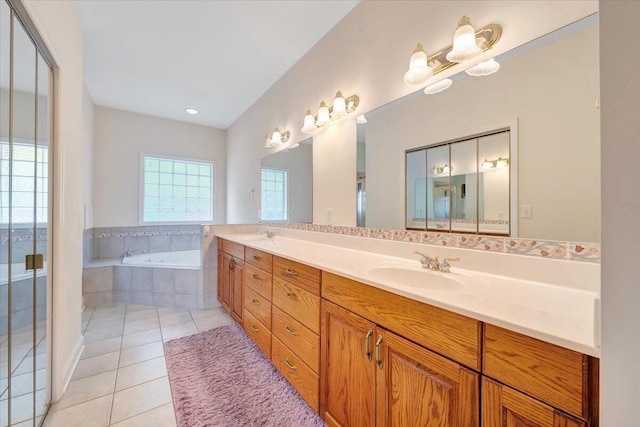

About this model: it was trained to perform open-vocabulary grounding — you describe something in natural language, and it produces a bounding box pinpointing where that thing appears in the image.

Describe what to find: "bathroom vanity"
[216,233,599,426]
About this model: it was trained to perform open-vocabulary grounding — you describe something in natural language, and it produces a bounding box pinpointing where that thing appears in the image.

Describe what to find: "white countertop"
[217,233,600,357]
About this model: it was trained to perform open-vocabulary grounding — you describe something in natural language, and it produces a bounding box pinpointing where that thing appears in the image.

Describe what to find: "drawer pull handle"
[229,257,235,271]
[375,335,383,369]
[284,358,297,371]
[285,325,299,336]
[285,292,299,301]
[365,329,373,361]
[251,299,260,306]
[250,324,259,332]
[252,274,261,281]
[253,255,262,261]
[284,268,299,277]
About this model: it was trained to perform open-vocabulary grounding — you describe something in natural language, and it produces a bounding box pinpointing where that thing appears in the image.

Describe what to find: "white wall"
[226,1,598,226]
[23,0,85,401]
[365,23,599,242]
[92,107,227,227]
[82,86,94,229]
[600,0,640,423]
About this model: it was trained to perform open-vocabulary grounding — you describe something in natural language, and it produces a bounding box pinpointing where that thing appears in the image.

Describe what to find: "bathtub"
[122,249,201,269]
[1,262,48,286]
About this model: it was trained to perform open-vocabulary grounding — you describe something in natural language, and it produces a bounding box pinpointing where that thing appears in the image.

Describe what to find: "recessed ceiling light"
[185,108,198,115]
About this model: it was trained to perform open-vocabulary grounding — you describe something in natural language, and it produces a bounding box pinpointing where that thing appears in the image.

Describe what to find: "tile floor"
[42,303,233,427]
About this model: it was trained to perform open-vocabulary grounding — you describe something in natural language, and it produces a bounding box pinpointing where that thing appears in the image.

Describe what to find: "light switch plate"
[520,204,532,219]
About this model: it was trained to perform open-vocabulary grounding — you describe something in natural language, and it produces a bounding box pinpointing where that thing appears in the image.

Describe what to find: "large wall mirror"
[359,14,599,243]
[260,138,313,223]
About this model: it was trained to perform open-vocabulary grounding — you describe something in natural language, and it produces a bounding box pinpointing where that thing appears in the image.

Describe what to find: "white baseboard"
[55,335,84,401]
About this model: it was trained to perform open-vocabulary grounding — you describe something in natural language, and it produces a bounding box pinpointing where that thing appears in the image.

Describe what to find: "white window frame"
[260,167,288,221]
[139,153,215,225]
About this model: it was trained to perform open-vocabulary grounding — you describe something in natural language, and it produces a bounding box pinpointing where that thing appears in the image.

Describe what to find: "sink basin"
[368,267,463,290]
[231,234,270,242]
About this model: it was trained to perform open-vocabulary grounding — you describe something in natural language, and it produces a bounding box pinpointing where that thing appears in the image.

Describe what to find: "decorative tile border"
[259,222,601,264]
[91,225,201,238]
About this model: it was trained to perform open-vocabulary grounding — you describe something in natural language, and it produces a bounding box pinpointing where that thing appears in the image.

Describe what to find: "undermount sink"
[368,267,463,290]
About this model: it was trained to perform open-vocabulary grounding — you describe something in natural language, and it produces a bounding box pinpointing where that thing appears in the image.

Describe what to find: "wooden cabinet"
[242,245,274,357]
[217,239,244,323]
[320,299,479,427]
[482,377,587,427]
[217,250,231,313]
[230,256,244,323]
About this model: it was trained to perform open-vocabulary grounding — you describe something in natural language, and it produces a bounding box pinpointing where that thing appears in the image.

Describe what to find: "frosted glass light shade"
[270,128,282,145]
[465,58,500,76]
[403,43,433,85]
[496,157,508,168]
[331,91,347,119]
[264,134,274,148]
[356,114,367,124]
[316,101,331,126]
[482,159,493,170]
[423,79,452,95]
[301,109,317,133]
[446,16,482,63]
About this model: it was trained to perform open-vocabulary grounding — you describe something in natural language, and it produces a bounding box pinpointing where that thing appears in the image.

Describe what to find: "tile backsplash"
[260,222,601,264]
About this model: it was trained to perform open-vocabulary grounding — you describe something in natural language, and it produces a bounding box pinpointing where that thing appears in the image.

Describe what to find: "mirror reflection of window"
[261,168,288,221]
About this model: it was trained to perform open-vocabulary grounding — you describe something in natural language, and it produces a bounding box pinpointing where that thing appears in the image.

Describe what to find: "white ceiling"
[75,0,359,129]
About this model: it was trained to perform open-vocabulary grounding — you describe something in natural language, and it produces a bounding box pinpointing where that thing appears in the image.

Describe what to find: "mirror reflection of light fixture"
[403,43,433,85]
[301,91,360,134]
[482,157,509,169]
[433,164,452,175]
[356,114,367,124]
[446,16,482,62]
[465,58,501,76]
[424,79,453,95]
[264,127,290,149]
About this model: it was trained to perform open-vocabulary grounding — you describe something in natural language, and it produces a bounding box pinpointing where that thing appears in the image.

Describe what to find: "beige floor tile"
[81,336,122,360]
[43,395,112,427]
[0,391,35,425]
[158,311,192,328]
[123,318,160,336]
[119,341,164,368]
[72,351,120,381]
[110,376,172,424]
[85,313,125,331]
[115,357,167,391]
[110,402,176,427]
[2,369,46,398]
[189,307,225,320]
[121,328,161,350]
[83,325,123,344]
[194,313,233,332]
[157,307,188,317]
[91,306,126,320]
[124,309,158,323]
[13,354,46,376]
[50,370,116,411]
[161,321,198,341]
[125,305,157,314]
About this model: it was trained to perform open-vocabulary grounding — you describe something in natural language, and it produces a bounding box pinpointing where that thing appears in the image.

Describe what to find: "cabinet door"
[376,328,479,427]
[320,300,376,427]
[230,257,244,323]
[482,378,587,427]
[217,251,231,314]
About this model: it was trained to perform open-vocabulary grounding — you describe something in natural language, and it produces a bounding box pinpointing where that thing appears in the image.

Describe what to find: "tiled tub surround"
[0,275,47,335]
[221,228,600,356]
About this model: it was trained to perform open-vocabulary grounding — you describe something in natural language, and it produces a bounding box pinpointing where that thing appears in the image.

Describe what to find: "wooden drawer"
[245,247,273,273]
[244,286,271,330]
[220,238,244,259]
[272,277,320,334]
[322,271,481,370]
[244,263,272,301]
[483,324,597,421]
[273,256,320,295]
[272,336,319,412]
[272,306,319,373]
[243,309,271,357]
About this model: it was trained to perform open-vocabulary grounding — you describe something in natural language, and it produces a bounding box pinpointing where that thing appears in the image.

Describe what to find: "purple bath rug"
[164,322,326,427]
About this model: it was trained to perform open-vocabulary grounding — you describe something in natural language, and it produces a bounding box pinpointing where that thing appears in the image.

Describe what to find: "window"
[261,168,287,220]
[141,155,214,223]
[0,141,48,224]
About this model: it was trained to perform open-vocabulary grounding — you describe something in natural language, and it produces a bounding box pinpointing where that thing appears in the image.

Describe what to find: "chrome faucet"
[414,251,459,272]
[260,230,275,238]
[125,248,146,257]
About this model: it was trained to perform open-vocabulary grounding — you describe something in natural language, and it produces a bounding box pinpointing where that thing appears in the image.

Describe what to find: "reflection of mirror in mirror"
[260,139,313,223]
[362,14,599,243]
[356,123,366,226]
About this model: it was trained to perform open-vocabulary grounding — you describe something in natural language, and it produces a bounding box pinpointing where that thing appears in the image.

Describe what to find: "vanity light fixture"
[482,157,509,170]
[300,91,360,134]
[424,79,453,95]
[185,108,199,115]
[433,164,453,175]
[356,114,367,124]
[403,18,501,87]
[264,127,290,149]
[465,58,501,76]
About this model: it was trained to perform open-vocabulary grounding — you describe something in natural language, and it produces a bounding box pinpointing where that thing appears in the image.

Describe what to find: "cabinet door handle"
[229,257,235,270]
[252,274,261,281]
[375,335,383,369]
[251,299,260,306]
[285,292,298,301]
[285,325,299,336]
[284,268,299,277]
[365,329,373,361]
[253,255,262,261]
[284,358,297,371]
[250,324,259,332]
